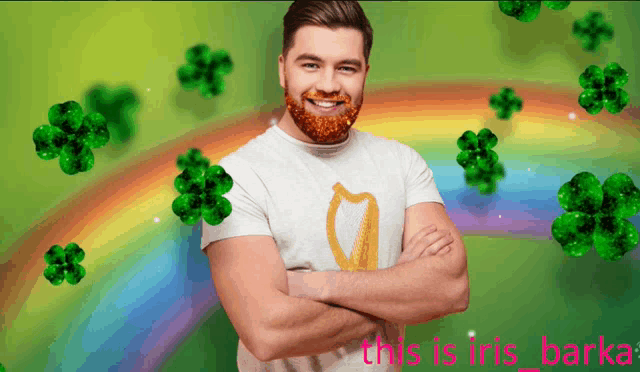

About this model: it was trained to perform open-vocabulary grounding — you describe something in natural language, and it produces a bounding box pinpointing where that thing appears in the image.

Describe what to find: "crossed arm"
[206,235,385,363]
[287,202,470,325]
[207,202,468,362]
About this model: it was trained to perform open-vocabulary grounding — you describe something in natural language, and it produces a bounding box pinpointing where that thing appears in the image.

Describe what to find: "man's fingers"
[398,226,434,265]
[401,226,457,263]
[406,228,448,253]
[426,234,455,255]
[421,230,450,247]
[406,224,437,247]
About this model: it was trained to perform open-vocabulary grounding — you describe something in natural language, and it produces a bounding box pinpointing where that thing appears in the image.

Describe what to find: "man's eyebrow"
[294,53,362,68]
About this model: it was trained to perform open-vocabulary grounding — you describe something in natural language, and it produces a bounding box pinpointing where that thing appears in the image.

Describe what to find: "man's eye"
[302,64,356,72]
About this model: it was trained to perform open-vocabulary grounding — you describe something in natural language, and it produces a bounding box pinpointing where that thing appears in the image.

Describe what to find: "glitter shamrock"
[172,165,233,226]
[499,1,541,22]
[489,87,523,120]
[177,44,233,99]
[499,1,570,22]
[32,101,110,175]
[177,148,211,173]
[572,11,614,52]
[456,129,505,194]
[457,129,500,171]
[465,162,506,195]
[551,172,640,262]
[578,63,630,115]
[43,243,87,285]
[85,84,140,145]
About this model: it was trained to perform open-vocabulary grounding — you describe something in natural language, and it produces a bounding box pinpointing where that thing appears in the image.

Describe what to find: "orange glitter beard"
[285,89,363,143]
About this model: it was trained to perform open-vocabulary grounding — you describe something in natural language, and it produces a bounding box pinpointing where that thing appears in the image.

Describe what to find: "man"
[201,1,470,371]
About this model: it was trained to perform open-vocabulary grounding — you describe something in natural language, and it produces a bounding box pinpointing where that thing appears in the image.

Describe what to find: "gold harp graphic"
[326,183,379,271]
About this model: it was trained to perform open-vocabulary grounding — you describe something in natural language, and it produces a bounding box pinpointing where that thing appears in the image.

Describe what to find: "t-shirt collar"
[271,124,354,157]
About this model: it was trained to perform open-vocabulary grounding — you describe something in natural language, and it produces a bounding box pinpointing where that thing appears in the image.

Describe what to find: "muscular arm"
[264,294,382,361]
[289,251,466,324]
[205,236,381,363]
[287,203,470,325]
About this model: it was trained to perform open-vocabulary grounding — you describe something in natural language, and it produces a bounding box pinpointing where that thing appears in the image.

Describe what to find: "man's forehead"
[290,25,365,62]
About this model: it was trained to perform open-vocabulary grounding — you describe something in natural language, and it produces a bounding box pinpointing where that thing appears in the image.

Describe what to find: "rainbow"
[1,82,638,371]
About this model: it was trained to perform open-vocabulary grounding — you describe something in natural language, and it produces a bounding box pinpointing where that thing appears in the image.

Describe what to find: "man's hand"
[396,225,454,265]
[286,225,454,300]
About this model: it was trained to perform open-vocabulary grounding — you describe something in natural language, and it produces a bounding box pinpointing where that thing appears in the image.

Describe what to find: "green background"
[1,2,637,256]
[1,2,638,371]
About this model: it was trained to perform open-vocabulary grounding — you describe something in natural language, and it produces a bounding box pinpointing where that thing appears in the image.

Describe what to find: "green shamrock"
[43,243,86,285]
[499,1,570,23]
[551,172,640,261]
[489,87,523,120]
[172,165,233,226]
[177,44,233,99]
[85,84,140,145]
[33,101,109,175]
[177,148,211,173]
[456,129,505,195]
[578,63,630,115]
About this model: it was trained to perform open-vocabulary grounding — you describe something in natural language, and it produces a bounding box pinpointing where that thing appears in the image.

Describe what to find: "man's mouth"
[306,99,345,108]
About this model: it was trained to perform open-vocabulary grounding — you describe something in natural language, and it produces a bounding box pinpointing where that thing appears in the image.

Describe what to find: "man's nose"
[315,70,341,95]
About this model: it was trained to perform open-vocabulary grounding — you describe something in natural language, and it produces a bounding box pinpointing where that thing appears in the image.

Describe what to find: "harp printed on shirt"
[326,182,379,271]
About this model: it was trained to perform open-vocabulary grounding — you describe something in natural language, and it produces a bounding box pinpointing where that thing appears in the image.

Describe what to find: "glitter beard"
[285,89,362,143]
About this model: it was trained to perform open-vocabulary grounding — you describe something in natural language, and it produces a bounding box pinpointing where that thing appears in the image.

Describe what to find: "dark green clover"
[489,87,523,120]
[177,44,233,99]
[0,362,5,372]
[551,172,640,262]
[456,129,499,171]
[85,84,140,145]
[465,162,506,195]
[572,11,614,52]
[456,129,505,194]
[499,1,570,22]
[177,148,211,173]
[172,165,233,226]
[578,62,629,115]
[33,101,109,175]
[43,243,87,286]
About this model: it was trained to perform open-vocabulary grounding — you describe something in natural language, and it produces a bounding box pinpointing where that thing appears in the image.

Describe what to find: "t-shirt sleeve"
[400,143,445,208]
[201,156,272,251]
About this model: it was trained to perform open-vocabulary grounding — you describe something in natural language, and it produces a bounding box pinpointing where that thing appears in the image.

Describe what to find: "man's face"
[279,25,369,144]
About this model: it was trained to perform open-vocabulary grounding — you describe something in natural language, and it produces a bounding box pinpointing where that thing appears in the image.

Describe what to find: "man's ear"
[278,54,285,89]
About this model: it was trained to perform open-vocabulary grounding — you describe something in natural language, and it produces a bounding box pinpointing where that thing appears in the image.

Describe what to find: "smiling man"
[201,1,469,371]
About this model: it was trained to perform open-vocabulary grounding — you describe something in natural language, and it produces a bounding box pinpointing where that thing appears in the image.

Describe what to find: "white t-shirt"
[202,124,444,371]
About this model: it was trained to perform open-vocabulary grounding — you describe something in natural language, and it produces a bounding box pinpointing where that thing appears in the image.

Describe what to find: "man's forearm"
[262,295,382,362]
[329,257,466,324]
[290,247,468,325]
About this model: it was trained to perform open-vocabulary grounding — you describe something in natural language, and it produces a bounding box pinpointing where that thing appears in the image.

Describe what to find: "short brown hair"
[282,0,374,64]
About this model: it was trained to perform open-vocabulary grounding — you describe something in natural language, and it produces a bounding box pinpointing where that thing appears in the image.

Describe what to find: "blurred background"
[1,2,639,371]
